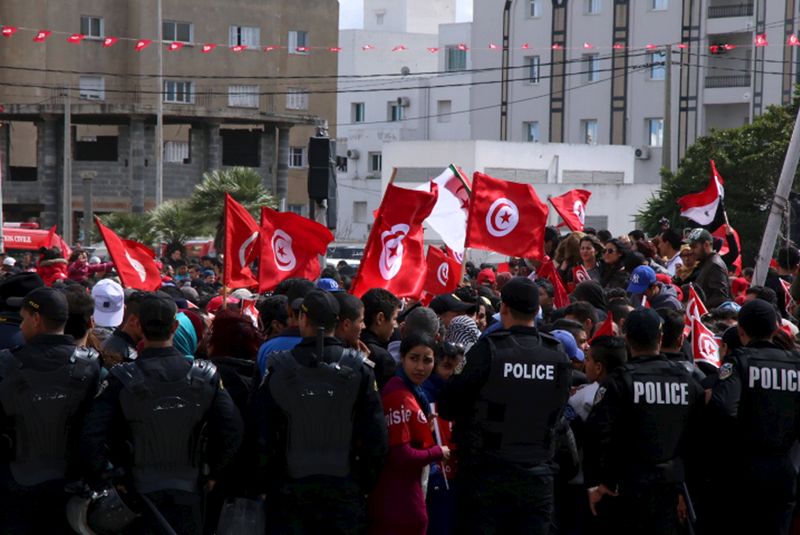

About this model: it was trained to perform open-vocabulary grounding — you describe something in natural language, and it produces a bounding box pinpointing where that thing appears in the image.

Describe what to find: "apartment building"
[0,0,338,241]
[336,0,477,242]
[471,0,796,174]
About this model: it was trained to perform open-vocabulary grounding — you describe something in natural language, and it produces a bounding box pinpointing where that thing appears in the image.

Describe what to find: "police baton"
[140,493,178,535]
[681,482,697,535]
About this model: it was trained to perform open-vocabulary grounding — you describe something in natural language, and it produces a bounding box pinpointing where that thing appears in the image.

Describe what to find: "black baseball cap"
[18,287,68,323]
[738,298,778,339]
[137,292,178,331]
[430,294,472,315]
[623,308,663,347]
[301,289,340,329]
[0,272,45,311]
[500,276,540,314]
[687,228,713,244]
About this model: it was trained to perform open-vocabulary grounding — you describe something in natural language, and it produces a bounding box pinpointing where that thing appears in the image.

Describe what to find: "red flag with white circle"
[223,194,261,289]
[423,246,461,295]
[351,183,438,298]
[692,314,721,368]
[549,189,592,232]
[465,172,549,259]
[258,206,334,292]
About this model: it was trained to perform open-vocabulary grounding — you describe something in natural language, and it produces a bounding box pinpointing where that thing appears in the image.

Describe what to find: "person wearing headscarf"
[172,311,197,360]
[445,315,480,352]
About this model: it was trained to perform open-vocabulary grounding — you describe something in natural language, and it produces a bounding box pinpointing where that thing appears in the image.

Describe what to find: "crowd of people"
[0,221,799,535]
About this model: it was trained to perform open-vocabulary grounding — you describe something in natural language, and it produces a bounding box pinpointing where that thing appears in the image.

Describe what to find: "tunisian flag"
[258,207,334,292]
[466,172,549,259]
[678,160,725,227]
[94,218,161,291]
[549,189,591,232]
[45,225,72,259]
[351,183,438,298]
[535,257,569,309]
[423,246,461,295]
[692,314,721,368]
[223,194,260,289]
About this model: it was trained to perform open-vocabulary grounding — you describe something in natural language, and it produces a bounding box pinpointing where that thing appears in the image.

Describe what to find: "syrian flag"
[691,314,721,368]
[678,160,726,227]
[223,194,261,289]
[417,165,471,254]
[549,189,591,232]
[258,207,334,292]
[351,183,438,298]
[94,218,162,291]
[535,257,569,308]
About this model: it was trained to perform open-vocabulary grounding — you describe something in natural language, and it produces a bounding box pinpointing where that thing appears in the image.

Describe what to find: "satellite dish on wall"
[401,66,410,76]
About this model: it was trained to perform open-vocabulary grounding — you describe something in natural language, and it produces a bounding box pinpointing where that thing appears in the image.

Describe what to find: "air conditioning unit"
[635,146,651,160]
[346,149,360,160]
[397,96,411,107]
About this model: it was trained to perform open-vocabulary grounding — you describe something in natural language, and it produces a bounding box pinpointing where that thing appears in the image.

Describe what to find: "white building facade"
[470,0,797,176]
[335,0,473,242]
[382,140,659,238]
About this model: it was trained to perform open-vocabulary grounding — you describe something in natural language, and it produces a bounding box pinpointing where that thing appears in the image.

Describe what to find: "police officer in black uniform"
[586,308,704,535]
[251,289,387,534]
[0,287,101,533]
[81,292,243,535]
[709,299,800,535]
[438,276,572,534]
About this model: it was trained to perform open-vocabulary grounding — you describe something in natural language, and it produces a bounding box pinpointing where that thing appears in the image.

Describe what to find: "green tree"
[151,200,196,255]
[91,212,158,247]
[639,95,800,264]
[185,167,277,249]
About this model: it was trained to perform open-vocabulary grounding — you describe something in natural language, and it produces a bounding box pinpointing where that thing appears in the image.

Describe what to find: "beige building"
[0,0,338,242]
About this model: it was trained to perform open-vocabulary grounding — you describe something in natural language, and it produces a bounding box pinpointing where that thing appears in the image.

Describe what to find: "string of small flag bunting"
[0,24,793,55]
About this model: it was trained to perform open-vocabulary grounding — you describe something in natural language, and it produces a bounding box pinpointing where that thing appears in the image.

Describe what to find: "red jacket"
[37,258,68,286]
[368,376,443,535]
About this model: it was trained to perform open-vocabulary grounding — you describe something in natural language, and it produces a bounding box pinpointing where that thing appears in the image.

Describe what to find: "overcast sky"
[339,0,474,29]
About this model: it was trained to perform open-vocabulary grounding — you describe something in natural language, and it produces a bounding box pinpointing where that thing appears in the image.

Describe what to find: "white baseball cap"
[3,257,15,267]
[92,279,125,327]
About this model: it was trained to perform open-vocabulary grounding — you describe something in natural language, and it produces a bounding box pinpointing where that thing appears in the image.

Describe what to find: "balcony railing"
[705,74,751,88]
[708,3,754,18]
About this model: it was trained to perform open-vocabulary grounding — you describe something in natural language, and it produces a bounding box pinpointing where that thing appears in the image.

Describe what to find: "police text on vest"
[749,367,800,392]
[633,381,689,405]
[503,363,554,380]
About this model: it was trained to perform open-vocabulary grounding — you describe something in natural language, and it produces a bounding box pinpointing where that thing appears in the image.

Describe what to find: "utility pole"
[500,0,513,141]
[753,102,800,286]
[63,88,72,243]
[155,0,164,207]
[662,44,672,172]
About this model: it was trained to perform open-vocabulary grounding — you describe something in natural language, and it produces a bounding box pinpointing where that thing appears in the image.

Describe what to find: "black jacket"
[249,336,387,495]
[694,252,732,308]
[0,334,100,486]
[80,346,243,489]
[360,329,397,390]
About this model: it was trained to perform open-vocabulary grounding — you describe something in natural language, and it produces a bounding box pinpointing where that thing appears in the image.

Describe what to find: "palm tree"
[151,200,196,256]
[91,212,158,247]
[186,167,278,249]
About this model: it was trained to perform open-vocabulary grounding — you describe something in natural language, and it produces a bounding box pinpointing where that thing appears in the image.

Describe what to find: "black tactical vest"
[0,347,99,486]
[615,358,695,483]
[269,348,364,479]
[112,358,216,493]
[474,331,571,466]
[736,347,800,454]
